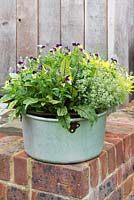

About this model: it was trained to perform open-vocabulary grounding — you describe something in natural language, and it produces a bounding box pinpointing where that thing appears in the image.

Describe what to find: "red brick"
[103,143,116,174]
[14,151,29,185]
[130,133,134,156]
[116,140,124,167]
[116,167,123,185]
[32,191,69,200]
[99,151,108,181]
[7,186,28,200]
[124,135,131,161]
[121,176,133,198]
[89,158,99,187]
[0,183,5,198]
[0,136,24,181]
[32,161,89,199]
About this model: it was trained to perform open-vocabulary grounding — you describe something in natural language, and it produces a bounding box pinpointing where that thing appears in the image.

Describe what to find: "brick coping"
[0,102,134,199]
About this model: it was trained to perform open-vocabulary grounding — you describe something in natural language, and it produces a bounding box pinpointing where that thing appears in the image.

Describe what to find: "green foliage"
[0,43,134,131]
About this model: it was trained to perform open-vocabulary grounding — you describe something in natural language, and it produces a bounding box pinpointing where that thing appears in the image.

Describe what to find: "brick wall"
[0,103,134,199]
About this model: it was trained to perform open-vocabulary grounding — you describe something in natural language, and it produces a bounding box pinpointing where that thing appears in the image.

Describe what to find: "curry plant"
[1,43,134,130]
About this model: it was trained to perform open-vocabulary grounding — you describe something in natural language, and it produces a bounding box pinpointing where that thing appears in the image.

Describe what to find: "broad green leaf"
[60,58,70,76]
[23,98,38,110]
[0,94,14,103]
[57,107,67,116]
[8,100,18,110]
[72,105,97,125]
[58,114,70,130]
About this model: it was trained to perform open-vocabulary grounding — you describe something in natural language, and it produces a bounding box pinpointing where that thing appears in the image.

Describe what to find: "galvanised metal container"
[22,112,106,163]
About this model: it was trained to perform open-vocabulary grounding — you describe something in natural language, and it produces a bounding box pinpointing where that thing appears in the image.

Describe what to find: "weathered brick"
[0,137,23,181]
[0,182,5,198]
[89,158,99,187]
[32,191,69,200]
[99,151,108,181]
[98,174,116,200]
[124,135,131,161]
[14,151,29,185]
[107,188,122,200]
[121,176,133,198]
[32,161,89,198]
[103,143,116,174]
[7,186,28,200]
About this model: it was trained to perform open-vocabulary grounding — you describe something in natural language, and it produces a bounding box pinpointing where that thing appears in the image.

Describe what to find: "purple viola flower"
[38,65,43,71]
[111,58,117,63]
[21,66,26,70]
[76,42,80,46]
[79,48,83,52]
[95,53,99,57]
[46,68,50,73]
[53,47,56,51]
[30,56,37,61]
[18,61,23,65]
[56,43,62,48]
[50,49,53,53]
[87,59,90,63]
[65,75,70,81]
[72,42,77,46]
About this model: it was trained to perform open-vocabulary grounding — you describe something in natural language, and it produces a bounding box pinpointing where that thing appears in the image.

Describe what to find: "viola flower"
[32,71,37,79]
[111,58,117,63]
[37,44,45,49]
[38,65,43,71]
[50,49,54,53]
[53,47,56,51]
[65,75,72,85]
[60,82,65,87]
[56,43,62,51]
[79,48,83,52]
[87,59,90,63]
[29,56,37,61]
[72,42,77,46]
[95,53,99,57]
[46,68,50,73]
[18,61,23,65]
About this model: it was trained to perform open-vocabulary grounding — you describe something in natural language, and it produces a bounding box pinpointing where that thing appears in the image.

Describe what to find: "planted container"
[22,112,106,163]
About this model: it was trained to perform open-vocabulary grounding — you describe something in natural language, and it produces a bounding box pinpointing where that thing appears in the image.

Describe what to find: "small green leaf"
[58,114,70,130]
[23,98,38,110]
[57,107,67,116]
[46,95,60,104]
[8,100,18,109]
[60,57,70,76]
